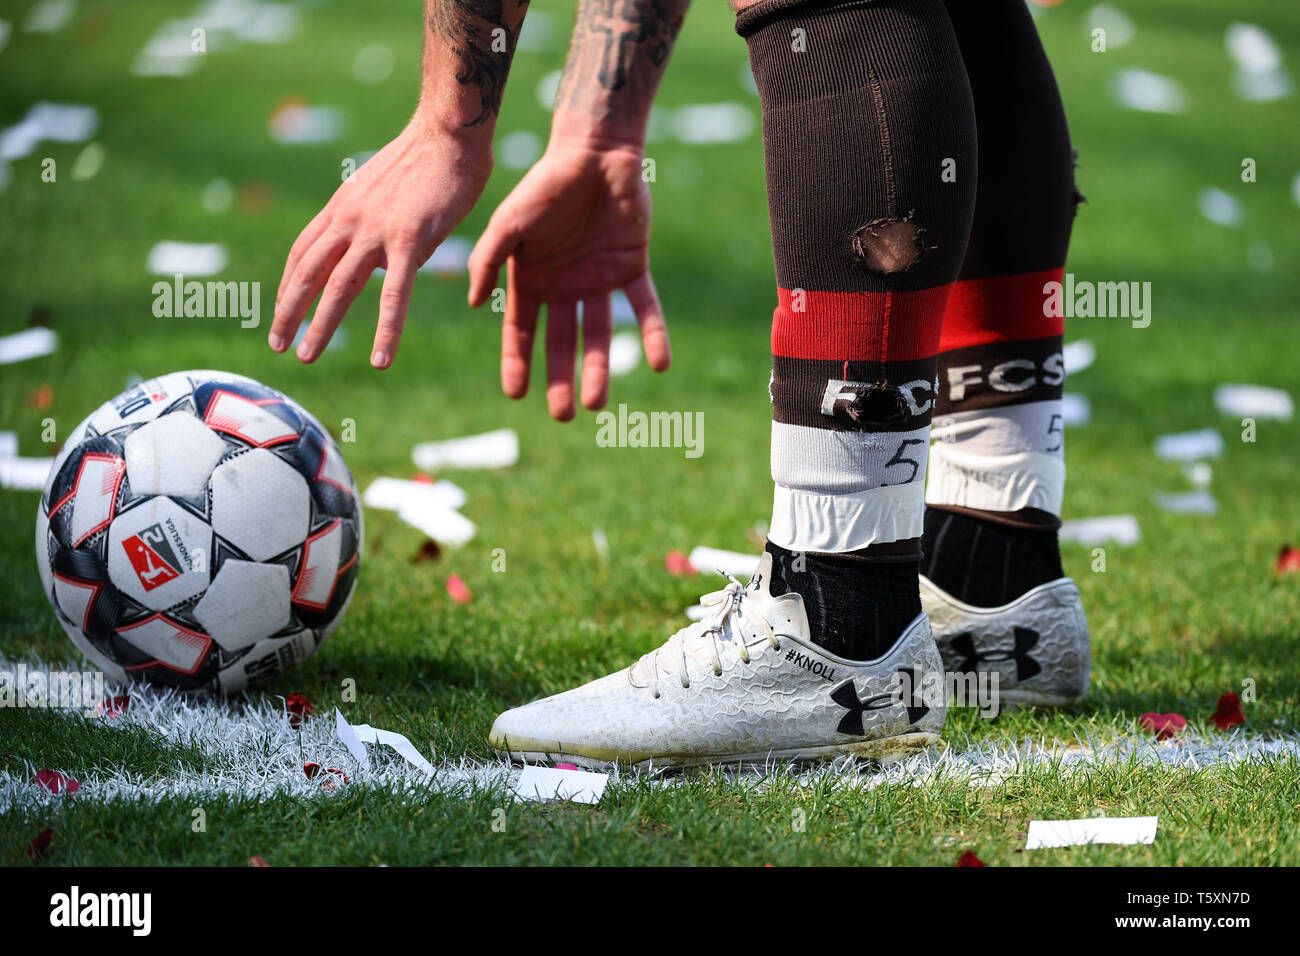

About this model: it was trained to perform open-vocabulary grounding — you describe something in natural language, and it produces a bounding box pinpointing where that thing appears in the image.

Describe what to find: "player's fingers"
[276,208,332,313]
[468,213,519,307]
[545,300,579,422]
[580,296,613,412]
[501,259,540,399]
[370,250,419,370]
[624,271,671,372]
[272,231,349,352]
[297,243,382,364]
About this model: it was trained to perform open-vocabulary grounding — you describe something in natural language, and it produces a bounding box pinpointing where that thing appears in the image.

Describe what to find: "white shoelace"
[637,578,781,698]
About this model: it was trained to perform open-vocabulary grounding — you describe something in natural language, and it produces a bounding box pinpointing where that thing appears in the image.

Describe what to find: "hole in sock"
[852,215,931,273]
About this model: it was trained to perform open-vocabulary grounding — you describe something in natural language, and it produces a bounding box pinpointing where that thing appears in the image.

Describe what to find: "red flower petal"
[285,693,314,730]
[1139,712,1187,741]
[554,763,579,771]
[665,550,697,576]
[319,767,349,791]
[303,762,321,779]
[1277,545,1300,574]
[26,828,53,863]
[98,695,130,719]
[447,573,473,604]
[248,855,270,867]
[35,770,80,795]
[1210,692,1246,730]
[412,472,435,484]
[956,850,986,867]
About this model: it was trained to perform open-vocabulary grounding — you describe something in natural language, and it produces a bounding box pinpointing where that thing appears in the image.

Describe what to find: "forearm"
[553,0,691,149]
[420,0,530,147]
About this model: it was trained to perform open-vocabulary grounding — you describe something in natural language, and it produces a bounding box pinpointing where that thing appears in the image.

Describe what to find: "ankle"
[919,506,1064,607]
[765,540,921,661]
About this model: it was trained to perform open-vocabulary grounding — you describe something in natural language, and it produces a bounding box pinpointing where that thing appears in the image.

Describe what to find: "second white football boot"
[490,553,946,769]
[920,575,1091,707]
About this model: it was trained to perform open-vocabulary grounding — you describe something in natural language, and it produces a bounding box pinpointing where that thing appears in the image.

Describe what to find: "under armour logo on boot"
[950,627,1041,681]
[830,667,930,735]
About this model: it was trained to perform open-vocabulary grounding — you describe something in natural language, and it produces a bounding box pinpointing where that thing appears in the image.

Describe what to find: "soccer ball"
[34,370,362,693]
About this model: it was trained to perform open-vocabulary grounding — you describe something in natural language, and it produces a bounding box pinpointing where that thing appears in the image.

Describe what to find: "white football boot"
[490,553,946,769]
[919,575,1090,707]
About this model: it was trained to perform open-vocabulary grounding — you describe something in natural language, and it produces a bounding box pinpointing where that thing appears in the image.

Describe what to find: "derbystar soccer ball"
[34,370,362,693]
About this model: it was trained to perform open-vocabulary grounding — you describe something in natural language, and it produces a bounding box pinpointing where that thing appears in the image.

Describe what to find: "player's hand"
[270,116,493,369]
[467,141,671,421]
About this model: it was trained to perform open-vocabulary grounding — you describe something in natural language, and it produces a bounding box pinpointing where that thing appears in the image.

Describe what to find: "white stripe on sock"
[769,481,925,552]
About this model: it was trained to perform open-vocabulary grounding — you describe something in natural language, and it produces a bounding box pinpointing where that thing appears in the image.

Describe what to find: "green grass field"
[2,0,1298,866]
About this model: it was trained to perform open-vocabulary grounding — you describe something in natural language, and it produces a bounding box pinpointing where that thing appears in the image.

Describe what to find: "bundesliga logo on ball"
[34,370,362,693]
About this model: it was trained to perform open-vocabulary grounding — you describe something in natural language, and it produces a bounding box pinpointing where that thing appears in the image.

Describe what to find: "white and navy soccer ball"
[34,370,362,693]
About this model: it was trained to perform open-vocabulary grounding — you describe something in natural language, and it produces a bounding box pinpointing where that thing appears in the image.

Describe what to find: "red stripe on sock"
[938,268,1065,352]
[771,286,951,362]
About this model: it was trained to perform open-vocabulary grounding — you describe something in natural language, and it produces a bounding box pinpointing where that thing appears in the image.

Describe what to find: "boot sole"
[493,730,942,771]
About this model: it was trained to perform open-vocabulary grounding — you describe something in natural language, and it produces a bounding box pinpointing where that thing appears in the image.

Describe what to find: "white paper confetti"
[612,289,637,326]
[1087,5,1134,48]
[536,70,562,110]
[1197,187,1244,228]
[0,327,57,365]
[1226,23,1281,73]
[146,241,227,276]
[671,103,754,144]
[269,104,344,145]
[396,498,477,548]
[1026,816,1157,849]
[1062,339,1095,376]
[498,130,541,170]
[1060,393,1091,427]
[1154,490,1218,515]
[202,178,233,213]
[0,102,99,161]
[1214,384,1292,421]
[70,141,103,181]
[0,457,53,491]
[1059,515,1141,547]
[1233,68,1293,103]
[514,765,608,804]
[335,709,370,769]
[688,546,760,579]
[352,42,394,84]
[1184,461,1212,488]
[132,20,203,77]
[419,236,472,276]
[592,528,609,562]
[362,476,467,512]
[23,0,75,33]
[1112,69,1187,114]
[608,331,642,377]
[412,428,519,471]
[1155,428,1223,462]
[346,722,436,777]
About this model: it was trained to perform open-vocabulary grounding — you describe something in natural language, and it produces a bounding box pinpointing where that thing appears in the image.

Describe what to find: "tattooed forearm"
[427,0,530,126]
[556,0,689,119]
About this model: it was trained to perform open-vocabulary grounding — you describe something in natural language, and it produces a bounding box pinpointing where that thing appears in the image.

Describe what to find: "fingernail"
[297,341,312,361]
[268,332,284,352]
[371,350,388,368]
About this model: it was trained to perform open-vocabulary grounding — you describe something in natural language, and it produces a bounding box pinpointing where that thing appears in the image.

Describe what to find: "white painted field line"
[3,658,1297,808]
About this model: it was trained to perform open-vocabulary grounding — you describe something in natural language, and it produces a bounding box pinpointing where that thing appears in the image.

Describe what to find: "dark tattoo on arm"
[428,0,530,126]
[557,0,688,114]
